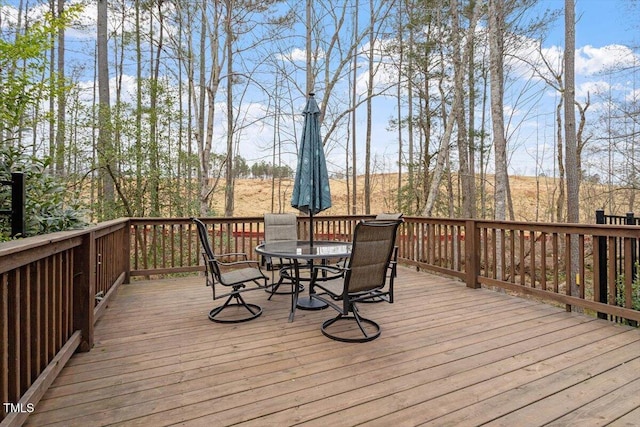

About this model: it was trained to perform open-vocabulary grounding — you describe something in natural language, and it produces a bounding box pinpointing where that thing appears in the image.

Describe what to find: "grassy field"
[220,173,639,223]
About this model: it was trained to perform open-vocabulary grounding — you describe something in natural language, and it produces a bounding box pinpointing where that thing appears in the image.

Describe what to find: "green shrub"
[0,145,88,241]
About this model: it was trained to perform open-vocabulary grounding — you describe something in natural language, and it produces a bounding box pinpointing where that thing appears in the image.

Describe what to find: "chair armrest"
[310,264,347,284]
[314,264,345,277]
[203,253,259,269]
[214,252,249,262]
[217,259,260,269]
[309,265,348,300]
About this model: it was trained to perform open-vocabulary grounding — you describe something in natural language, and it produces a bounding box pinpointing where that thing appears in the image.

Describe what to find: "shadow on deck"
[26,267,640,426]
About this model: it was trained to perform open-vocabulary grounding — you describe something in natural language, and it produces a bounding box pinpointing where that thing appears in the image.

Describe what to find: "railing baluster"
[541,232,547,291]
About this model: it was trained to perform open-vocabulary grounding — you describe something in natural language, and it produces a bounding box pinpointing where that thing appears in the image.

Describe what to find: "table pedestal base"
[296,296,328,310]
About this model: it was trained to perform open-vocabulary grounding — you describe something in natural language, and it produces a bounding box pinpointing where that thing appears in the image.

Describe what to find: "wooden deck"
[25,267,640,426]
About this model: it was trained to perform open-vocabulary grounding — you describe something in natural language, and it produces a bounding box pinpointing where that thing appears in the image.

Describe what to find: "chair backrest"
[375,212,403,221]
[345,220,401,294]
[192,218,222,280]
[264,213,298,243]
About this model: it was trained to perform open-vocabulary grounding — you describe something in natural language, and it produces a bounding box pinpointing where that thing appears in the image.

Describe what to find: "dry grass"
[219,174,399,217]
[219,173,639,222]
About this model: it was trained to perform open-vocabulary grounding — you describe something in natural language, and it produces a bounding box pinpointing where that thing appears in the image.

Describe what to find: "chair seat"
[220,267,266,286]
[311,276,343,297]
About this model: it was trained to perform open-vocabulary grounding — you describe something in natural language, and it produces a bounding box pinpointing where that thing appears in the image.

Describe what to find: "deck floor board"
[25,267,640,426]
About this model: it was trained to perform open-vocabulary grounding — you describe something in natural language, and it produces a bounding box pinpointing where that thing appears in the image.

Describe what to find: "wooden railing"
[0,219,128,426]
[128,216,365,277]
[400,217,640,323]
[2,214,640,425]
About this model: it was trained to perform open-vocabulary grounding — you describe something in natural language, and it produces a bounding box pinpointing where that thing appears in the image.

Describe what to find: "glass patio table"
[255,240,352,322]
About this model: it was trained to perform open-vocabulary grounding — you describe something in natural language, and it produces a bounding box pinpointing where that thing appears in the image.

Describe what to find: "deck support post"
[465,219,480,289]
[73,230,95,352]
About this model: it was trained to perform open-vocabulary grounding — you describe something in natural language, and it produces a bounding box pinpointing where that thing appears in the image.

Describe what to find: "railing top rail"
[0,217,129,259]
[459,218,640,236]
[126,216,640,233]
[129,215,374,225]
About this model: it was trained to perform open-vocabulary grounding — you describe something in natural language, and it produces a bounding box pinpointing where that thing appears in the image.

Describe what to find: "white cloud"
[576,80,610,99]
[1,0,94,38]
[276,48,315,63]
[576,44,639,75]
[625,88,640,103]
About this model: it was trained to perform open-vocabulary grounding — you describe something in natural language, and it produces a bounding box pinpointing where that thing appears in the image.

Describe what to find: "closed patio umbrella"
[291,93,332,246]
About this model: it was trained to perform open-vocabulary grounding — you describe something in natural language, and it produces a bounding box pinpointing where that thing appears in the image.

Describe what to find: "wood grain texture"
[25,267,640,426]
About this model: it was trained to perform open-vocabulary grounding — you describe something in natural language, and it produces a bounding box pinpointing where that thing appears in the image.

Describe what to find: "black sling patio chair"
[309,220,401,342]
[193,218,270,323]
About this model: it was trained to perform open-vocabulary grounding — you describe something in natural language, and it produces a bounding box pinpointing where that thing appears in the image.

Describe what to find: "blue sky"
[335,0,640,178]
[2,0,638,178]
[499,0,640,176]
[564,0,635,47]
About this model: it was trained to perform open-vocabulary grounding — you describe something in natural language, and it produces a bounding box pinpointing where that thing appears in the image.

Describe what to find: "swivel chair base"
[208,294,263,323]
[321,313,381,343]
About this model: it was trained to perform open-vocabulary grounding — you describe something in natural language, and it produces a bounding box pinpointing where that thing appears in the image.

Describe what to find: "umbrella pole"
[309,211,314,246]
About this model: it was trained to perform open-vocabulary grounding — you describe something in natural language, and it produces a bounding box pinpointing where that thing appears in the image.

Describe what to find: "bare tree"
[224,0,234,217]
[395,0,404,211]
[422,0,480,218]
[350,0,359,215]
[564,0,578,224]
[191,1,222,216]
[365,0,374,214]
[453,0,480,218]
[97,0,115,218]
[565,0,580,299]
[489,0,507,222]
[54,0,65,176]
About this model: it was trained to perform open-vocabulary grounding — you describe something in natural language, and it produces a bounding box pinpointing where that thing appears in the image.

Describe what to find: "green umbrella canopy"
[291,93,332,244]
[291,93,332,216]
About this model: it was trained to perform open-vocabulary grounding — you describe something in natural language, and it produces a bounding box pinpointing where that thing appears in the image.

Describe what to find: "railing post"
[73,230,95,352]
[595,209,608,319]
[465,219,480,289]
[10,172,25,237]
[626,212,637,284]
[123,219,131,284]
[0,172,26,237]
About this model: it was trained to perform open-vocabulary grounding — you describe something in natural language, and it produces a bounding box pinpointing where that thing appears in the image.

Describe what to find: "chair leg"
[358,289,389,303]
[208,293,262,323]
[320,305,381,343]
[267,268,304,300]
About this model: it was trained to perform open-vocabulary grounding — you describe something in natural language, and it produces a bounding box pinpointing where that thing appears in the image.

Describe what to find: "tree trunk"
[466,0,479,218]
[350,0,358,215]
[224,0,234,217]
[306,0,313,95]
[133,0,143,216]
[565,0,580,300]
[197,1,221,217]
[556,99,565,222]
[489,0,507,282]
[149,2,164,217]
[565,0,578,224]
[489,0,507,222]
[396,0,403,212]
[364,0,374,215]
[423,53,453,217]
[55,0,65,176]
[407,17,415,213]
[97,0,114,218]
[451,0,471,218]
